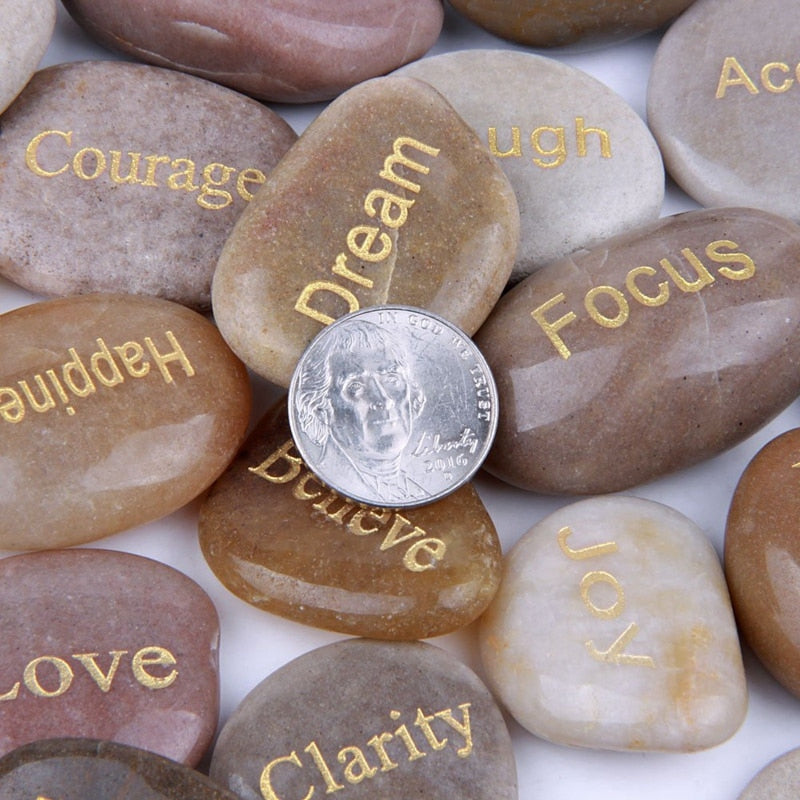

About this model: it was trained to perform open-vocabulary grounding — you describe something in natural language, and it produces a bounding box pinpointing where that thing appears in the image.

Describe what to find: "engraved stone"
[198,397,502,640]
[0,292,251,550]
[725,428,800,699]
[0,61,296,308]
[648,0,800,221]
[0,549,220,766]
[212,75,520,388]
[0,738,240,799]
[475,207,800,494]
[737,747,800,800]
[61,0,444,103]
[209,638,518,800]
[0,0,55,115]
[395,50,664,283]
[479,496,747,751]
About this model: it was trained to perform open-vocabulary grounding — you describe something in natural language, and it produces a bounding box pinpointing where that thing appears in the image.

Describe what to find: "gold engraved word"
[249,439,447,572]
[0,646,178,702]
[557,526,655,668]
[25,129,267,210]
[0,330,195,424]
[532,239,756,359]
[294,136,440,327]
[260,703,473,800]
[716,56,800,99]
[488,117,612,169]
[792,461,800,469]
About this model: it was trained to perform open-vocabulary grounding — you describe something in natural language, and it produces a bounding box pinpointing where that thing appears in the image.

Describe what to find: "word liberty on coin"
[288,306,498,509]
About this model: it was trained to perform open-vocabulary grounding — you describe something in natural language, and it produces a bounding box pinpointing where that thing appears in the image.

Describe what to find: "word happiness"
[0,331,196,423]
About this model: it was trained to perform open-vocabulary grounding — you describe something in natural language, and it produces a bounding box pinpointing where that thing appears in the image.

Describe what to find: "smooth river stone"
[479,496,747,752]
[0,738,240,800]
[648,0,800,221]
[395,50,664,282]
[725,428,800,699]
[210,638,518,800]
[0,0,55,115]
[0,549,220,766]
[0,292,251,550]
[474,207,800,494]
[61,0,444,104]
[212,75,520,388]
[198,397,502,640]
[737,747,800,800]
[448,0,696,48]
[0,61,296,308]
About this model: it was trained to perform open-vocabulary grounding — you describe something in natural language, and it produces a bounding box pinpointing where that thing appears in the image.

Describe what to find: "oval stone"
[198,397,502,640]
[61,0,444,103]
[0,292,251,550]
[737,747,800,800]
[210,638,518,800]
[474,207,800,494]
[725,427,800,698]
[0,738,240,799]
[648,0,800,221]
[0,61,297,308]
[395,49,664,283]
[0,549,220,766]
[479,496,747,752]
[212,75,520,388]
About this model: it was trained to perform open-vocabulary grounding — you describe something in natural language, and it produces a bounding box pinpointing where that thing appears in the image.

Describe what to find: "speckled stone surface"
[0,550,220,766]
[737,747,800,800]
[474,207,800,494]
[480,496,747,752]
[0,61,297,308]
[0,293,251,549]
[61,0,444,103]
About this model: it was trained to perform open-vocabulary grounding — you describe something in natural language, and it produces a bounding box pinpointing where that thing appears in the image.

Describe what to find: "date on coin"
[288,306,498,509]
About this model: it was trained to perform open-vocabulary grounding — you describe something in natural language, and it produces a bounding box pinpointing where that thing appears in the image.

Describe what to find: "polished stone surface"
[479,496,747,751]
[475,207,800,494]
[396,49,663,282]
[0,61,296,308]
[0,293,251,549]
[212,75,520,387]
[0,549,220,766]
[210,638,517,800]
[725,427,800,699]
[198,398,502,640]
[61,0,444,103]
[0,738,240,799]
[738,747,800,800]
[648,0,800,221]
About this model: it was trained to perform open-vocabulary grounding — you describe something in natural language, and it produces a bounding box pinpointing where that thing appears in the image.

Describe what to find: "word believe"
[716,56,800,98]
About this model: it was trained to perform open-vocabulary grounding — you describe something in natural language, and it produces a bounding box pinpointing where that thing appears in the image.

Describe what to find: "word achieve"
[532,239,756,359]
[0,330,196,424]
[250,440,447,572]
[558,526,655,668]
[0,646,178,701]
[260,703,473,800]
[294,135,440,326]
[25,129,268,210]
[716,56,800,98]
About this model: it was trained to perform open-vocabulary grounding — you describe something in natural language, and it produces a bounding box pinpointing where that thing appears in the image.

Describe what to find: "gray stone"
[738,747,800,799]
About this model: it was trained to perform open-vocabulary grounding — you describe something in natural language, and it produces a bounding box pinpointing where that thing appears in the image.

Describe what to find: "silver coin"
[287,305,499,509]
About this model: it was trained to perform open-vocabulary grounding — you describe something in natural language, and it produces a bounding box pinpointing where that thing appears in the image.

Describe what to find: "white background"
[3,4,800,798]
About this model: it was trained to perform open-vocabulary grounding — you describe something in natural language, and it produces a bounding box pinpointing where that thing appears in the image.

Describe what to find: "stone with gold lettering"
[395,49,664,282]
[0,60,296,308]
[648,0,800,221]
[475,207,800,494]
[198,398,502,640]
[0,549,220,765]
[212,75,520,388]
[210,638,517,799]
[0,292,251,550]
[480,496,747,751]
[737,747,800,800]
[725,428,800,699]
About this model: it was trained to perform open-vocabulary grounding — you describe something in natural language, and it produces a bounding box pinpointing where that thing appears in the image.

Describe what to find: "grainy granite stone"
[0,293,251,549]
[475,207,800,494]
[737,747,800,800]
[480,496,747,751]
[0,61,296,308]
[0,550,220,766]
